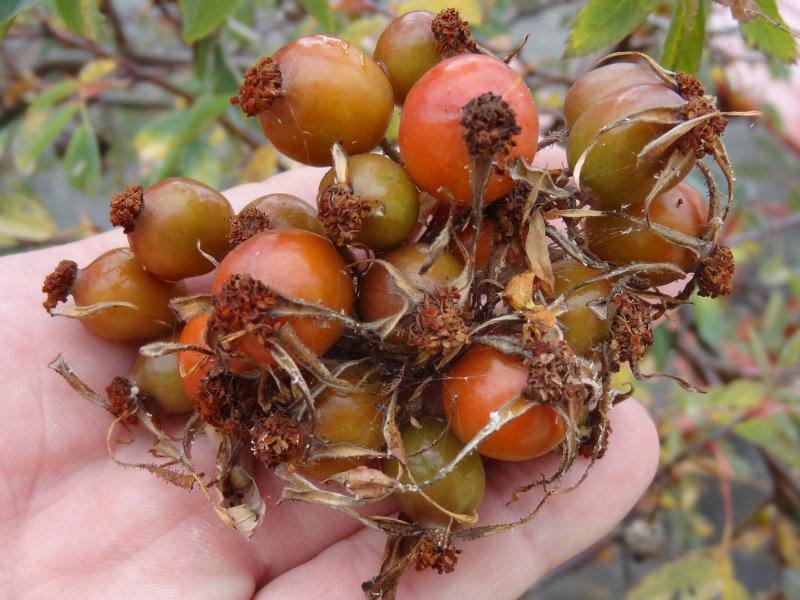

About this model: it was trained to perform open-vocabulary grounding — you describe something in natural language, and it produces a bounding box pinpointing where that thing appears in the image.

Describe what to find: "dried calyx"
[431,8,478,57]
[317,184,371,246]
[677,94,728,159]
[405,287,471,360]
[490,181,531,241]
[610,293,654,366]
[461,92,520,161]
[42,259,77,311]
[697,245,734,298]
[231,56,284,117]
[228,207,271,247]
[415,531,460,574]
[208,273,280,350]
[105,376,140,422]
[109,184,144,233]
[251,411,303,468]
[194,371,259,438]
[522,339,584,407]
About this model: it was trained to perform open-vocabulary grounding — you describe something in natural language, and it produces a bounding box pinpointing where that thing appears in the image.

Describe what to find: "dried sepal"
[42,259,77,312]
[231,56,284,116]
[697,245,734,298]
[329,466,397,500]
[208,273,279,350]
[251,410,303,468]
[228,206,270,247]
[317,184,371,246]
[194,371,259,438]
[404,287,471,363]
[609,293,654,366]
[431,8,478,57]
[460,92,520,161]
[170,293,213,322]
[109,184,144,232]
[578,404,612,460]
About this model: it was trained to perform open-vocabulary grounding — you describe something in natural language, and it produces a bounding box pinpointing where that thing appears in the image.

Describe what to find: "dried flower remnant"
[522,340,584,408]
[105,376,139,423]
[675,72,705,100]
[406,287,471,359]
[676,94,728,158]
[208,273,279,349]
[109,184,144,233]
[491,181,531,241]
[317,185,371,246]
[461,92,521,160]
[610,293,654,365]
[415,532,461,574]
[431,8,478,57]
[194,371,259,438]
[231,56,284,116]
[42,259,77,312]
[251,412,302,468]
[228,207,271,247]
[697,245,735,298]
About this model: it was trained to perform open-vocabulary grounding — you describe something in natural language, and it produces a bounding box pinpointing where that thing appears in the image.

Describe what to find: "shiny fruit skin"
[130,340,193,414]
[443,345,565,461]
[319,154,420,251]
[585,183,708,286]
[566,84,691,207]
[373,11,440,104]
[399,54,539,205]
[243,193,326,236]
[127,177,232,281]
[259,35,394,166]
[453,217,495,272]
[212,229,354,364]
[383,418,485,527]
[552,258,612,357]
[72,248,185,342]
[563,62,668,127]
[357,243,462,323]
[298,366,386,480]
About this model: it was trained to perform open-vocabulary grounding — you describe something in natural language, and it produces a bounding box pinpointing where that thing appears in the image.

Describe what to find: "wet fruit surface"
[443,345,566,460]
[399,54,538,205]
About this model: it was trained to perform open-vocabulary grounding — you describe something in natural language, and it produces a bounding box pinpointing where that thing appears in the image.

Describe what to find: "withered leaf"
[329,466,397,500]
[523,210,554,296]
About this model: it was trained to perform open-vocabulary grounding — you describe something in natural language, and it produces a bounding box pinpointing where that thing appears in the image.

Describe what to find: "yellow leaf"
[241,145,277,183]
[0,191,57,243]
[79,59,118,83]
[395,0,483,24]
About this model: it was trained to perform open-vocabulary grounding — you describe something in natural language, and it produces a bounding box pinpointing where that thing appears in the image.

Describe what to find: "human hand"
[0,167,659,600]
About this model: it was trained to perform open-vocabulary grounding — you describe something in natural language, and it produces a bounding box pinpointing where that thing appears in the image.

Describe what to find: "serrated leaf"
[398,0,482,23]
[565,0,660,57]
[54,0,103,40]
[692,293,724,349]
[13,103,79,176]
[0,0,40,24]
[661,0,705,73]
[735,415,800,469]
[0,190,56,242]
[739,0,797,62]
[180,0,239,43]
[64,121,101,192]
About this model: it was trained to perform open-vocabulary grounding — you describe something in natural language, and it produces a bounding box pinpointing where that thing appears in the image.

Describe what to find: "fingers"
[254,399,659,600]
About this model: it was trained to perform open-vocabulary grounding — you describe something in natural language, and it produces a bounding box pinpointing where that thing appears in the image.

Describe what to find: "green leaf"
[739,0,797,62]
[650,324,673,371]
[64,121,101,192]
[661,0,705,73]
[565,0,660,57]
[761,290,787,350]
[692,294,724,349]
[628,551,720,599]
[299,0,333,31]
[735,415,800,469]
[0,190,57,243]
[746,326,771,374]
[26,79,78,113]
[54,0,103,40]
[211,43,240,94]
[180,0,238,43]
[0,0,40,24]
[12,103,79,176]
[778,329,800,368]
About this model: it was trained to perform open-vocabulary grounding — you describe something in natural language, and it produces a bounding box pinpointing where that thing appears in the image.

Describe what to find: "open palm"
[0,168,659,600]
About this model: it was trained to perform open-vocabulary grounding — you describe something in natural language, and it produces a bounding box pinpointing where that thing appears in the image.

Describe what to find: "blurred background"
[1,0,799,597]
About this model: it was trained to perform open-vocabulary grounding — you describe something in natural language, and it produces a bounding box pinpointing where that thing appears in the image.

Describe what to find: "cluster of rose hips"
[43,8,740,597]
